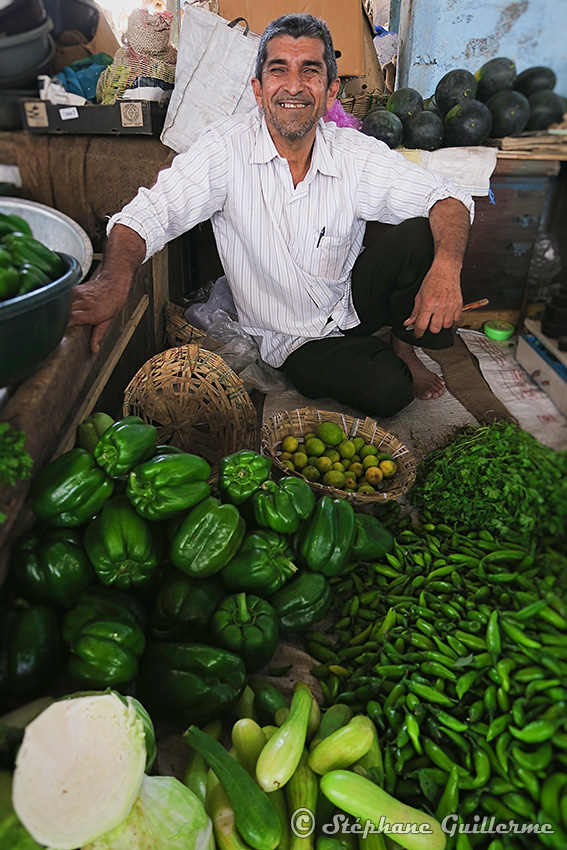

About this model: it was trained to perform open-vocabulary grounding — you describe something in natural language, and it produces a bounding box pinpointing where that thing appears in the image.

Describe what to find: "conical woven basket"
[261,407,416,506]
[123,345,257,471]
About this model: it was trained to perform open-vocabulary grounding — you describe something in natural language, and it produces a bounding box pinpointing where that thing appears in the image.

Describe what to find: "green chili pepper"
[511,742,553,772]
[509,719,561,744]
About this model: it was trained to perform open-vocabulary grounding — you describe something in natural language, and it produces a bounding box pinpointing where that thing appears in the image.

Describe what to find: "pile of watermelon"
[361,59,566,151]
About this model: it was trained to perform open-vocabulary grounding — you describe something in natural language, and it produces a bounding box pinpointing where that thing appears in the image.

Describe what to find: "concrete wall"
[396,0,567,99]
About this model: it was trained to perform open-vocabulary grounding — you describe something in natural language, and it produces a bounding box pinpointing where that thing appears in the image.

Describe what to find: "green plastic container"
[0,252,81,387]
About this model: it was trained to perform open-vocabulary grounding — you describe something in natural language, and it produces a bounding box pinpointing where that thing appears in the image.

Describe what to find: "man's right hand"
[67,224,147,354]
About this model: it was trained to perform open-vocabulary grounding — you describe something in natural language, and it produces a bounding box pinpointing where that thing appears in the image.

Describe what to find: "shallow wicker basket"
[164,301,222,351]
[261,407,416,506]
[340,90,389,120]
[123,345,257,471]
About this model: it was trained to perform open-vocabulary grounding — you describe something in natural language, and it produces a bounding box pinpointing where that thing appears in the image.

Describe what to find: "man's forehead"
[265,35,325,64]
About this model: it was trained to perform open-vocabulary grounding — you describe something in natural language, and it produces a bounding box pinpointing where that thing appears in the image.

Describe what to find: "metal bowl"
[0,16,53,80]
[0,197,92,280]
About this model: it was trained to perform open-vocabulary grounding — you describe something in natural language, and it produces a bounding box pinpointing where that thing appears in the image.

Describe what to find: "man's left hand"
[403,259,464,338]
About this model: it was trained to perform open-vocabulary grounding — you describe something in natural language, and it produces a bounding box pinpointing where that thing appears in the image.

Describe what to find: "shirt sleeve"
[107,127,230,261]
[356,139,475,226]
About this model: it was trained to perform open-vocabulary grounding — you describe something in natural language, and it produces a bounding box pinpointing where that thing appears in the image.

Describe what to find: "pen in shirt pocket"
[316,226,326,248]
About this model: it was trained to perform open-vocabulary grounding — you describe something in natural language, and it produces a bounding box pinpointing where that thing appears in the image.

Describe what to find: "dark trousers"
[280,218,454,417]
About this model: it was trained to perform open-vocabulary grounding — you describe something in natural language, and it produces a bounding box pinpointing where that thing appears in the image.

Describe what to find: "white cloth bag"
[161,2,260,153]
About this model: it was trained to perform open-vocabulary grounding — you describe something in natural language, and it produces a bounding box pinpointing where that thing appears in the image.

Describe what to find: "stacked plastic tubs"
[0,0,54,126]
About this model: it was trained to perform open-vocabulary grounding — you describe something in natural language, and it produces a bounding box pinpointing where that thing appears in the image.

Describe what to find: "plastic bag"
[185,277,290,394]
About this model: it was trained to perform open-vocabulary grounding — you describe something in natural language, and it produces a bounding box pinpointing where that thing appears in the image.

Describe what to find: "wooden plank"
[497,151,567,162]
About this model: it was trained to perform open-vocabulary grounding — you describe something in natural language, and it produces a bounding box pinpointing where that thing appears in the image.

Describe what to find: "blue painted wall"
[396,0,567,99]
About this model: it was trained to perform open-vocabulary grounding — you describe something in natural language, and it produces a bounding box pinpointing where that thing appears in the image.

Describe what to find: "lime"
[362,455,379,470]
[376,452,394,462]
[341,459,351,471]
[282,435,299,453]
[344,485,357,493]
[338,440,356,459]
[297,443,307,455]
[305,437,326,457]
[302,465,321,482]
[323,449,341,463]
[365,466,383,486]
[344,476,357,490]
[332,462,345,473]
[315,456,333,474]
[280,451,293,462]
[323,470,346,488]
[379,459,397,478]
[353,436,365,453]
[360,444,378,459]
[350,454,361,465]
[281,460,295,471]
[293,452,309,470]
[304,432,317,442]
[308,456,319,466]
[357,483,376,494]
[349,462,364,479]
[316,421,346,446]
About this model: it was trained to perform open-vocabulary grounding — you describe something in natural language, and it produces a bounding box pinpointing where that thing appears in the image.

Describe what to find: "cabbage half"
[83,775,215,850]
[12,692,155,849]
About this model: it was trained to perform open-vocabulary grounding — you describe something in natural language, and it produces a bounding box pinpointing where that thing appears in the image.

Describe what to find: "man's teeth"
[279,103,308,108]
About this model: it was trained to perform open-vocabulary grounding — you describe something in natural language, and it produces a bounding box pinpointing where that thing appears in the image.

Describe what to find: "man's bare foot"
[391,335,446,399]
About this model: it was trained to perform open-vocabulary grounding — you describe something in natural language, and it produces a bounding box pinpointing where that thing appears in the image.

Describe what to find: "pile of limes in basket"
[278,420,397,493]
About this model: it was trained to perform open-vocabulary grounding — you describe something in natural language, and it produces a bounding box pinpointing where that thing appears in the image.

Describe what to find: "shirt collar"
[251,113,340,178]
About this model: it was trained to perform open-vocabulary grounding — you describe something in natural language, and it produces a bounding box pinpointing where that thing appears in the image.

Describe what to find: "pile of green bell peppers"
[0,215,66,302]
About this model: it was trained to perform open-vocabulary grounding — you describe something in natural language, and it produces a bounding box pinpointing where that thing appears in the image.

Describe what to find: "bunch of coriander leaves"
[410,420,567,546]
[0,422,33,523]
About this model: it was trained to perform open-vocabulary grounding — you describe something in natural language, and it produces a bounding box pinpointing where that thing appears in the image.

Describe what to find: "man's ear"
[251,77,263,109]
[326,77,341,111]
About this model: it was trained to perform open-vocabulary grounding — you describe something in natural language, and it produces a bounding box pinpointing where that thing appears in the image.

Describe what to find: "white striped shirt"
[109,108,474,367]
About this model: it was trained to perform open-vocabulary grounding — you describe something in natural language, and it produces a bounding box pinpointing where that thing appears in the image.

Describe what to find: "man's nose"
[285,69,303,94]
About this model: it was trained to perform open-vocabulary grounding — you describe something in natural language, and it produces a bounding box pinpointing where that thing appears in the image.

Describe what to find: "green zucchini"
[251,681,289,725]
[320,770,446,850]
[185,724,281,850]
[256,685,312,792]
[183,719,222,804]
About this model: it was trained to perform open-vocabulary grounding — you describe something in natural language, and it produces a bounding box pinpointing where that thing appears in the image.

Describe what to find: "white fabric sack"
[161,2,260,153]
[399,145,498,197]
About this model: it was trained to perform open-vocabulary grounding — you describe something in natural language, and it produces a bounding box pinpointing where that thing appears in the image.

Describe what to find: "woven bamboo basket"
[261,407,416,506]
[123,345,257,471]
[340,90,389,120]
[164,301,222,351]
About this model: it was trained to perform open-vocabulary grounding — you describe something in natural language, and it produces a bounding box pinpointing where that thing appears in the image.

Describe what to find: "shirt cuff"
[424,186,475,225]
[106,213,154,263]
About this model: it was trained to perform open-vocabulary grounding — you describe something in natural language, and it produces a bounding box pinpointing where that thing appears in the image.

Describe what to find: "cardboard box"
[218,0,367,77]
[20,100,168,135]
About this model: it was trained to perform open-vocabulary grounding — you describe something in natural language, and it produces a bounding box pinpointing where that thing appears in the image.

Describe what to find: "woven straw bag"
[123,345,257,471]
[164,301,221,351]
[261,407,416,507]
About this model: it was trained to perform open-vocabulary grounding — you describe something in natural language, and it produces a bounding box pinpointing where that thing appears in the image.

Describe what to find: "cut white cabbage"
[83,775,215,850]
[12,692,150,850]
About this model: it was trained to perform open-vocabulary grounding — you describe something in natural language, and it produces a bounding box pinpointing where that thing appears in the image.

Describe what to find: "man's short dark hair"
[254,13,338,87]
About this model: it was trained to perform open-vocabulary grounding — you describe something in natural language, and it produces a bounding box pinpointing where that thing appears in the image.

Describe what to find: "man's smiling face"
[252,35,339,145]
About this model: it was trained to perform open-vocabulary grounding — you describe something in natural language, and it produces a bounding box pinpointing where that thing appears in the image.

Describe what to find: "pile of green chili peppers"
[305,505,567,850]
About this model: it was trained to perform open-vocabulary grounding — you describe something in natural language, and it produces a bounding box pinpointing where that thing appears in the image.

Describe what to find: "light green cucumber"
[206,770,252,850]
[183,719,222,804]
[308,717,374,775]
[256,686,312,792]
[285,748,318,850]
[310,704,353,752]
[232,718,266,776]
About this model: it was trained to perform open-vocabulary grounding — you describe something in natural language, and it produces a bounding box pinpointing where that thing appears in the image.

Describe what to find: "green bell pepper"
[0,212,32,239]
[0,264,20,301]
[2,233,64,279]
[76,412,115,454]
[351,513,394,561]
[296,496,356,576]
[0,600,61,697]
[62,585,147,645]
[221,529,297,596]
[11,528,95,608]
[251,476,316,534]
[17,263,51,295]
[136,642,247,725]
[83,496,162,590]
[31,448,114,527]
[270,571,332,633]
[218,450,272,505]
[67,616,146,688]
[210,592,279,673]
[126,452,211,521]
[169,496,245,577]
[94,416,157,478]
[151,570,225,640]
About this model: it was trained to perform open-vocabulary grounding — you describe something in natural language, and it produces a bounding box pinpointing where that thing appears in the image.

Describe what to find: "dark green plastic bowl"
[0,252,81,387]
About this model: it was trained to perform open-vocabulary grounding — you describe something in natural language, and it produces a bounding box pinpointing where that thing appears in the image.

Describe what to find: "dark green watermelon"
[426,100,445,119]
[403,111,445,151]
[486,90,530,137]
[444,100,493,146]
[475,57,517,101]
[526,90,565,130]
[387,87,424,125]
[361,109,404,148]
[435,69,478,114]
[515,66,557,97]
